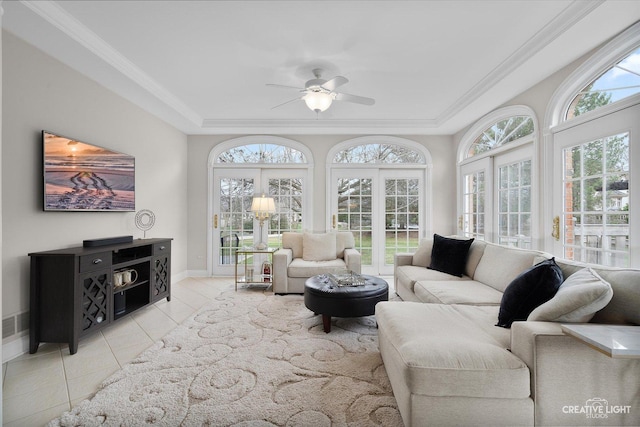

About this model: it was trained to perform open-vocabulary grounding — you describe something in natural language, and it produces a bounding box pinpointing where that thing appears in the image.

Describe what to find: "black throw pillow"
[428,234,474,277]
[496,257,564,328]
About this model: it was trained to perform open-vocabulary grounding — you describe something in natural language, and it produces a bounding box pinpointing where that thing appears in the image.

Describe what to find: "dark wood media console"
[29,238,172,354]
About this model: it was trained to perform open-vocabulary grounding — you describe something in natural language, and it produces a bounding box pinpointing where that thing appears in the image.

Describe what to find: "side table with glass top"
[234,247,276,291]
[561,324,640,358]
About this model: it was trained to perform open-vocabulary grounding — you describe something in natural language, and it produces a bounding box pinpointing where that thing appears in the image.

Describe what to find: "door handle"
[552,216,560,241]
[332,214,336,229]
[214,214,218,229]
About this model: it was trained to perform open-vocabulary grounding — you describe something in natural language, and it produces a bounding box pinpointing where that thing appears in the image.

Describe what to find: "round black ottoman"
[304,274,389,333]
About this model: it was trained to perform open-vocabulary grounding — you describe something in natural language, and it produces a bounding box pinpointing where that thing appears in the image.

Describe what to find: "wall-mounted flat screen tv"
[43,131,135,211]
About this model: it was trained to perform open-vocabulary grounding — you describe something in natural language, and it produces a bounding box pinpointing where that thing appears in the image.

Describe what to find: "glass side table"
[561,324,640,358]
[234,247,277,291]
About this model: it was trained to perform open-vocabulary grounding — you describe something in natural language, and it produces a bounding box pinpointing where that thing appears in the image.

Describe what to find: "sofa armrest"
[511,321,640,426]
[273,248,292,294]
[344,248,361,274]
[510,321,564,372]
[395,252,414,267]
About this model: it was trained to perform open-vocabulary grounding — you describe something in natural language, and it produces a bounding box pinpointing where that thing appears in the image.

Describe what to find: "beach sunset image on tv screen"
[43,131,135,211]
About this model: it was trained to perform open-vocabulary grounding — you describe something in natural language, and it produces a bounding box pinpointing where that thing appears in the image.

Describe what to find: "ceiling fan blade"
[322,76,348,91]
[271,96,303,109]
[266,83,305,91]
[335,92,375,106]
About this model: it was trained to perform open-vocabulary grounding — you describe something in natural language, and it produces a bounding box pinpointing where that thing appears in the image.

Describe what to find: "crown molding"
[199,118,440,135]
[20,0,204,127]
[16,0,607,135]
[436,0,604,125]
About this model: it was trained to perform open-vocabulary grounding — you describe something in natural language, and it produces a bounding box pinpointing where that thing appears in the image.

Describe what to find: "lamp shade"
[304,92,333,112]
[251,195,276,215]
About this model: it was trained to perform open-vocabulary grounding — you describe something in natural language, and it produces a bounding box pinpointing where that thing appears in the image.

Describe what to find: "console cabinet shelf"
[29,238,171,355]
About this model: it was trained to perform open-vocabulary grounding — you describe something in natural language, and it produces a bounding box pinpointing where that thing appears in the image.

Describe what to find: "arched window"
[546,21,640,267]
[208,136,313,275]
[328,137,431,275]
[566,46,640,120]
[216,143,307,164]
[458,106,538,248]
[467,116,534,158]
[332,143,426,164]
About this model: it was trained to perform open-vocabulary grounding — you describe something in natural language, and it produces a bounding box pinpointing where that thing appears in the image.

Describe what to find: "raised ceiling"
[3,1,640,135]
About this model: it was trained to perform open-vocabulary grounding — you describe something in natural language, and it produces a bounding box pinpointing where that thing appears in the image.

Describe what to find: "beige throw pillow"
[527,267,613,323]
[411,238,433,268]
[302,233,337,261]
[335,232,355,258]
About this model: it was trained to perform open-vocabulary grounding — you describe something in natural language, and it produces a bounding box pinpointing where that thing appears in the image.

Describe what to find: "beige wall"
[186,134,456,273]
[2,16,612,357]
[451,46,600,252]
[2,32,189,351]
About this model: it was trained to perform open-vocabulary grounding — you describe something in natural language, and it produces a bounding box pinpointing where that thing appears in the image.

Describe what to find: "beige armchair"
[273,232,362,294]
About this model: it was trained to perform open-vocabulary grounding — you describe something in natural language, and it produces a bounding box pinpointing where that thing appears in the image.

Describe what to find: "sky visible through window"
[333,143,425,164]
[467,116,534,157]
[591,47,640,102]
[568,47,640,118]
[216,144,306,163]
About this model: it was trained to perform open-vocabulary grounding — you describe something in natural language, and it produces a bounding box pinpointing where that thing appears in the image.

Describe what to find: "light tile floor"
[2,275,395,426]
[2,276,235,427]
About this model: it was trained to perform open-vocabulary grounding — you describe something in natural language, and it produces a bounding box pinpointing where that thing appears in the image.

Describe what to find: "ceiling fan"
[267,68,375,113]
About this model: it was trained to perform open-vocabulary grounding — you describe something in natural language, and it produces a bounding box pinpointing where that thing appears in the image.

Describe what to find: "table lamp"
[251,194,276,249]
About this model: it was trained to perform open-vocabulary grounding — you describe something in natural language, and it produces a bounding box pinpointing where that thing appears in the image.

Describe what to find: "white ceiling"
[4,1,640,135]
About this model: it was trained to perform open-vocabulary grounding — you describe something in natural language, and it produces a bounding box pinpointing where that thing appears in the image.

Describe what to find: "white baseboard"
[172,271,189,283]
[184,270,209,278]
[3,334,29,363]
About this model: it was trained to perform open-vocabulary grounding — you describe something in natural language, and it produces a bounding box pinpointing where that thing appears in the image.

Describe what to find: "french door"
[459,144,533,248]
[211,168,307,275]
[331,169,424,275]
[460,157,492,240]
[552,102,639,267]
[494,149,533,249]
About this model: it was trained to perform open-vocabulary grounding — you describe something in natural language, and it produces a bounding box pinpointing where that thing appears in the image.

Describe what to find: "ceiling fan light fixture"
[304,91,333,113]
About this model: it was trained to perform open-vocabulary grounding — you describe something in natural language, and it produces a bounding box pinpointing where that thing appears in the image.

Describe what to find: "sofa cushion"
[287,258,347,278]
[413,237,487,277]
[303,233,337,261]
[415,280,503,306]
[474,244,541,292]
[465,239,487,278]
[553,259,640,325]
[376,302,530,399]
[429,234,474,277]
[411,238,433,268]
[396,265,468,294]
[335,232,355,258]
[282,232,303,259]
[496,258,563,328]
[528,267,613,323]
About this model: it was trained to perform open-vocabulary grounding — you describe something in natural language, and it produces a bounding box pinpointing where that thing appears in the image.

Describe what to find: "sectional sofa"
[376,236,640,426]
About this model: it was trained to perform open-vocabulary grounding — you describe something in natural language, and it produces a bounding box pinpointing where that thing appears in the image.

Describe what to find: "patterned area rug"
[50,288,402,426]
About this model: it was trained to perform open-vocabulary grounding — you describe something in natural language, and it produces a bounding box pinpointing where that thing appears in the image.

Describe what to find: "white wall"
[2,31,189,357]
[186,134,456,274]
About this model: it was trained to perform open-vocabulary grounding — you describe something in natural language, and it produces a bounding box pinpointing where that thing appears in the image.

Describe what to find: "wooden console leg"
[322,314,331,333]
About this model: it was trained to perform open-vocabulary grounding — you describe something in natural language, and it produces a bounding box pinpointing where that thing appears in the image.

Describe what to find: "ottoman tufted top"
[304,274,388,299]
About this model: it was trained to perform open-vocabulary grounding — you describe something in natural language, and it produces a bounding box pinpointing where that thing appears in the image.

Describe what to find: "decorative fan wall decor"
[135,209,155,238]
